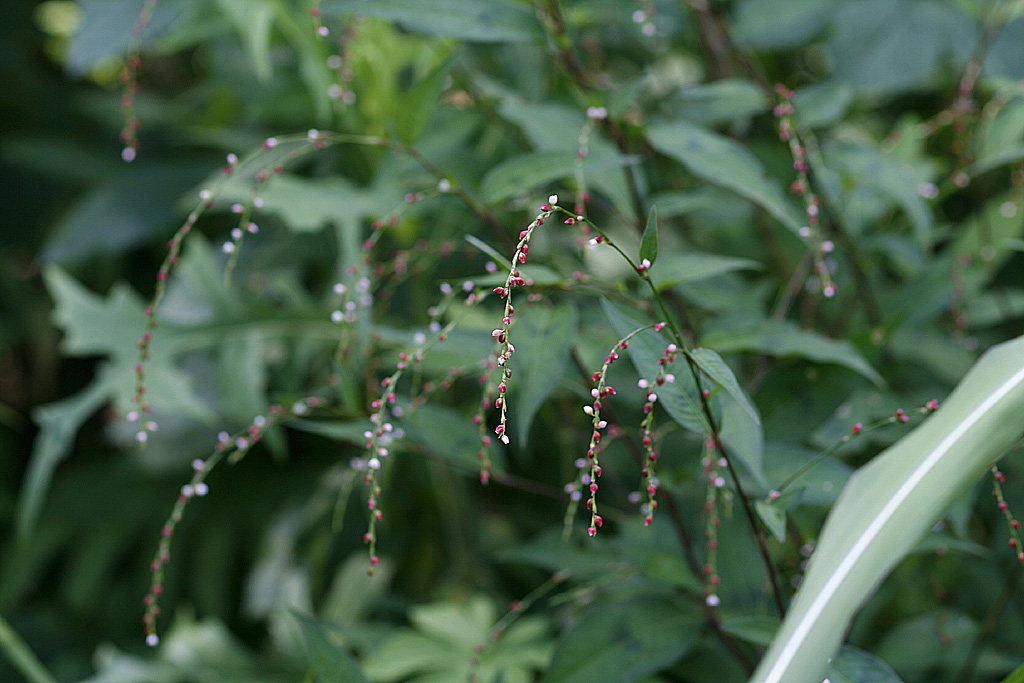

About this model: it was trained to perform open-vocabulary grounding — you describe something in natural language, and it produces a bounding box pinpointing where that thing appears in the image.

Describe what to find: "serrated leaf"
[22,266,214,537]
[547,598,701,683]
[326,0,540,43]
[647,120,804,234]
[362,596,550,683]
[639,206,659,267]
[396,55,454,145]
[751,335,1024,683]
[292,612,370,683]
[512,302,578,444]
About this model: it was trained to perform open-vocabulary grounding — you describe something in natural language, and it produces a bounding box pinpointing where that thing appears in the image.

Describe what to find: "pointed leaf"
[639,206,659,267]
[689,349,760,425]
[704,319,884,387]
[755,500,787,543]
[647,120,803,234]
[650,252,761,291]
[396,55,454,145]
[751,335,1024,683]
[828,646,904,683]
[480,152,576,205]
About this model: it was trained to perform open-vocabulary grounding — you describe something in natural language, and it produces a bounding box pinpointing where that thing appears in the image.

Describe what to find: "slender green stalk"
[0,614,58,683]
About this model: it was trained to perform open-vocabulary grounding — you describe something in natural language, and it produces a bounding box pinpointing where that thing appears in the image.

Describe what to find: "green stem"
[0,614,59,683]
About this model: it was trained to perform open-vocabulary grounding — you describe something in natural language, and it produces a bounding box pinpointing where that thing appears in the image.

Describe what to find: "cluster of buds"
[473,359,498,484]
[701,437,728,608]
[143,399,315,646]
[309,2,329,38]
[631,1,656,36]
[358,287,489,572]
[990,466,1024,564]
[773,84,837,299]
[490,198,556,445]
[636,340,677,526]
[118,0,160,161]
[132,133,336,441]
[362,371,402,575]
[576,323,666,536]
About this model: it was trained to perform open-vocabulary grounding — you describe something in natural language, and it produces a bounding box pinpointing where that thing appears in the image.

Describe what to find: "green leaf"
[601,300,709,435]
[650,252,761,291]
[326,0,540,43]
[362,596,550,683]
[827,646,904,683]
[215,0,274,81]
[512,302,578,444]
[793,81,854,129]
[292,612,370,683]
[704,319,884,387]
[755,500,787,543]
[827,0,973,95]
[689,349,760,425]
[1000,661,1024,683]
[721,616,780,646]
[479,151,576,205]
[289,419,372,445]
[732,0,836,50]
[405,404,503,473]
[18,381,111,539]
[647,120,804,234]
[831,143,934,248]
[66,0,197,75]
[216,172,397,236]
[674,79,769,127]
[750,334,1024,683]
[42,161,210,264]
[396,55,454,145]
[547,598,701,683]
[639,206,659,267]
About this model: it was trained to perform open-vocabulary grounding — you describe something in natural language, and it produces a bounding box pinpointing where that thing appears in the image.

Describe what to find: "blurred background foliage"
[1,0,1024,682]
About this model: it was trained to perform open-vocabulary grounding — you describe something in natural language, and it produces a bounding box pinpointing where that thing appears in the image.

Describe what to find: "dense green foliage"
[2,0,1024,682]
